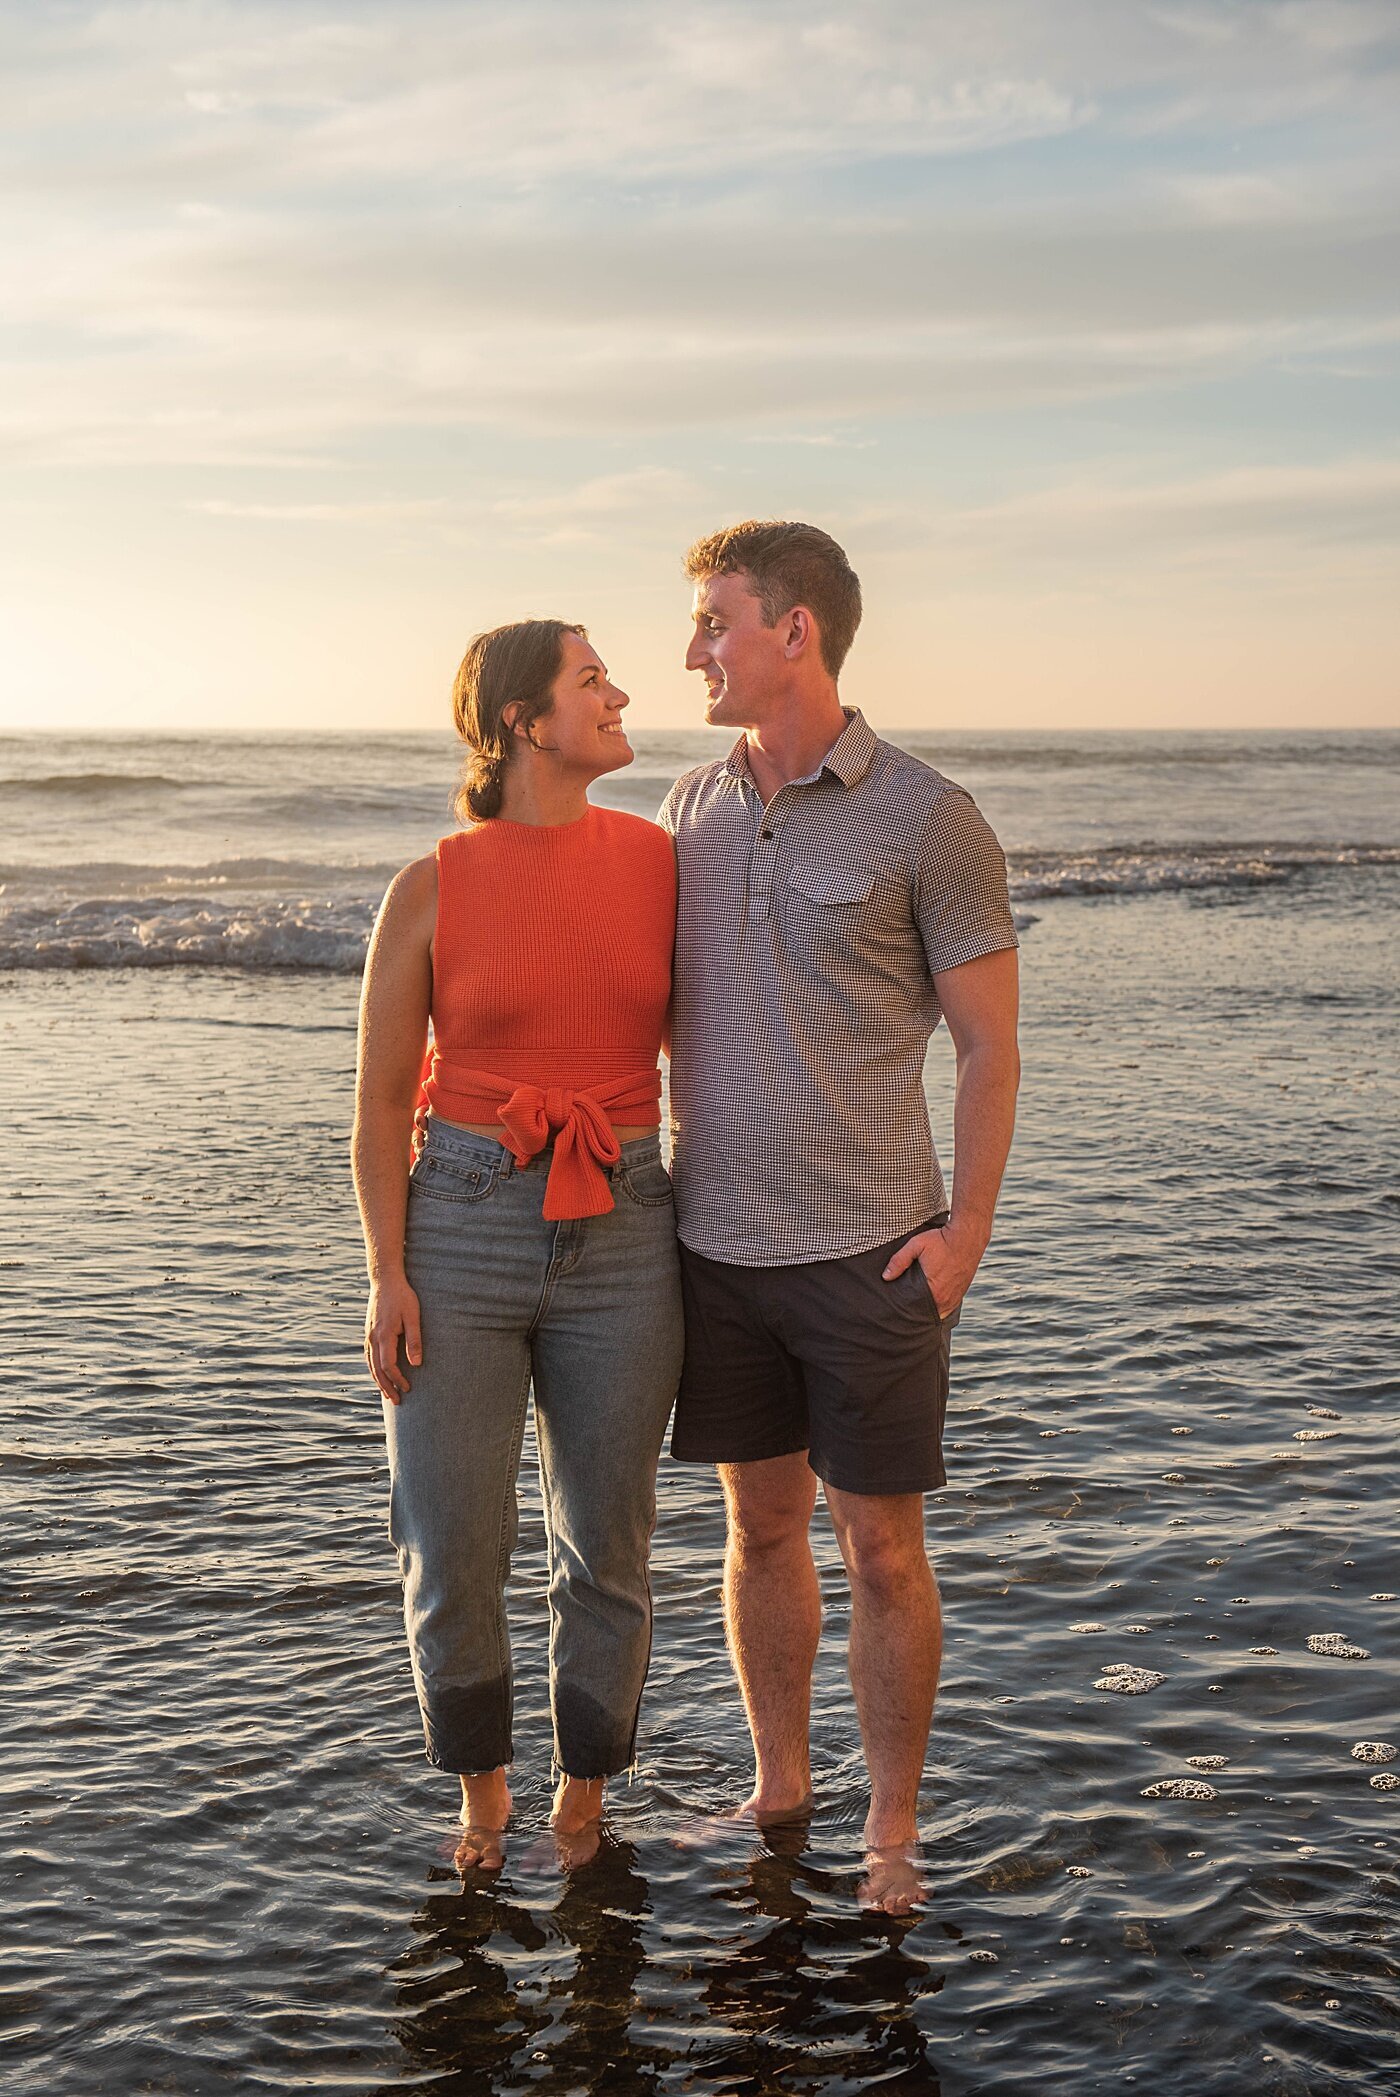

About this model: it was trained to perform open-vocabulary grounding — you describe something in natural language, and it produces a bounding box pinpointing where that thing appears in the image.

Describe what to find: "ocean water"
[1,729,1396,971]
[1,729,1397,2095]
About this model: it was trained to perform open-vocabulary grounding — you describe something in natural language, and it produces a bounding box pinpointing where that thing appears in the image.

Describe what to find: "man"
[659,520,1020,1916]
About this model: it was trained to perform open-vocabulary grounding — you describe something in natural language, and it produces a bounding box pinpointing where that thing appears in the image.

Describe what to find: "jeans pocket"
[409,1153,501,1204]
[616,1158,675,1208]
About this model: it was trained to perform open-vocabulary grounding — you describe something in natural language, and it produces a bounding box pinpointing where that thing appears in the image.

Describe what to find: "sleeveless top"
[418,805,676,1220]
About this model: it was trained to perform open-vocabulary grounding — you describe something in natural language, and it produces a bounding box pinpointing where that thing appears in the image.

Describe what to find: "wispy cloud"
[950,458,1400,555]
[2,0,1397,730]
[3,0,1397,466]
[188,498,446,523]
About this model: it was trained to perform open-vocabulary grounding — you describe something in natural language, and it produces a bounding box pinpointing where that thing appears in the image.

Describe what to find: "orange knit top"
[418,805,676,1220]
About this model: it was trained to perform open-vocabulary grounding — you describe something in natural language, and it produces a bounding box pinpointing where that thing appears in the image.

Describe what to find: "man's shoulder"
[860,736,976,830]
[867,733,964,798]
[659,757,736,828]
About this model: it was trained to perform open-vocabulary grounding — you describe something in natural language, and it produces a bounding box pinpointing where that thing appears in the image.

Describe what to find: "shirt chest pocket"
[779,862,878,965]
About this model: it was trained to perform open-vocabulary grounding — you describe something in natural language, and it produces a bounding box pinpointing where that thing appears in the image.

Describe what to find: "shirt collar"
[724,707,876,790]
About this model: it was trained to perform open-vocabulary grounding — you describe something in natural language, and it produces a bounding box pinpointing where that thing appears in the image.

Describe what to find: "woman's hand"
[366,1274,423,1405]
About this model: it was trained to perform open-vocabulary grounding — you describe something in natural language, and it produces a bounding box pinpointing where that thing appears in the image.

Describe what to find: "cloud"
[187,498,446,522]
[5,183,1397,463]
[940,457,1400,559]
[1,0,1396,478]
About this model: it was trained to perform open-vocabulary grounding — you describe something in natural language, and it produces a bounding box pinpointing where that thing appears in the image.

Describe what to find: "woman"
[352,619,682,1871]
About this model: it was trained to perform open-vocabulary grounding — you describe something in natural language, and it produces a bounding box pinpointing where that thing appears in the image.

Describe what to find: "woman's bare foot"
[455,1767,511,1872]
[549,1774,604,1870]
[857,1841,927,1916]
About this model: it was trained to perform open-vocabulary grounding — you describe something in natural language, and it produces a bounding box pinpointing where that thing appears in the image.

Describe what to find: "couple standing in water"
[352,520,1021,1916]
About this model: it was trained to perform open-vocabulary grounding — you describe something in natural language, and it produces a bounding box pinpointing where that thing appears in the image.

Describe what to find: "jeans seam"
[491,1359,533,1758]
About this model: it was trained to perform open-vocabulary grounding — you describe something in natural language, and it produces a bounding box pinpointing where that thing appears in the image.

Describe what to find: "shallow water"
[2,738,1398,2094]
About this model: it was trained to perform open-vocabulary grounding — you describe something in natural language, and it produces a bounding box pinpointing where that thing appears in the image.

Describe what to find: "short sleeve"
[914,789,1018,976]
[657,779,681,838]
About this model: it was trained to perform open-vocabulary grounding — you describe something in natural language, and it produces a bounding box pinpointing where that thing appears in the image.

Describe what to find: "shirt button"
[760,829,773,839]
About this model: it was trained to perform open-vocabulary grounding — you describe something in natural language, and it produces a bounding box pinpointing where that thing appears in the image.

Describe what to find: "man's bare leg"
[825,1486,940,1915]
[719,1452,821,1818]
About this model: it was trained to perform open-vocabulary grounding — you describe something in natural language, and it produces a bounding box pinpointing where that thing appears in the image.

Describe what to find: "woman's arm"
[352,855,436,1404]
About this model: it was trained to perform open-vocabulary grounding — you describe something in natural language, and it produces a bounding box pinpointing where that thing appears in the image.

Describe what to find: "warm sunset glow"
[2,2,1397,732]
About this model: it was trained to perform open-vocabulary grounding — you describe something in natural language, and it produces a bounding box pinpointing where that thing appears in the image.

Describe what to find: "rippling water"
[2,733,1397,2094]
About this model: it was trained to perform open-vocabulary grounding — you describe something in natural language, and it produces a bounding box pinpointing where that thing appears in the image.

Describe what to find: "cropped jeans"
[383,1115,683,1779]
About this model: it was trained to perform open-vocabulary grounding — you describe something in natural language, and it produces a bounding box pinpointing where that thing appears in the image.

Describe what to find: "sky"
[1,0,1397,735]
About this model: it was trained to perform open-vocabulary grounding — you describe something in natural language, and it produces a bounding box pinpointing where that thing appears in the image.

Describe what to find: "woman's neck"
[496,761,592,828]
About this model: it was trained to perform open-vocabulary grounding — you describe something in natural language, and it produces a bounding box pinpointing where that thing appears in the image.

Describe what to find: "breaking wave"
[0,840,1393,971]
[1007,841,1400,900]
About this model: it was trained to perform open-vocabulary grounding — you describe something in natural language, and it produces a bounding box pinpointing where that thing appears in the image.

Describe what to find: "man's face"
[684,571,786,728]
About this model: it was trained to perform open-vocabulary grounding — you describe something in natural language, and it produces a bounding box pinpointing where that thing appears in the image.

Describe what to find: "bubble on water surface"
[1071,1622,1107,1633]
[969,1949,999,1964]
[1206,1558,1226,1566]
[1371,1593,1398,1602]
[1162,1473,1188,1483]
[1094,1666,1165,1694]
[1125,1624,1151,1635]
[1371,1774,1400,1792]
[1306,1406,1342,1419]
[1295,1429,1339,1441]
[1171,1426,1192,1435]
[1352,1742,1396,1764]
[1187,1756,1229,1771]
[1249,1646,1280,1655]
[1143,1779,1217,1800]
[1307,1634,1369,1659]
[1067,1865,1092,1878]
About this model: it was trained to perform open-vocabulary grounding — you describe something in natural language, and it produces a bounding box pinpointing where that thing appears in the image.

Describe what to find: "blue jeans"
[384,1117,683,1778]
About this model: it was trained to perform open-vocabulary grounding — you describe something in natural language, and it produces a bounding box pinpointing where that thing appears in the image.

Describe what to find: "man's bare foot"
[672,1790,814,1851]
[857,1841,927,1916]
[455,1767,511,1872]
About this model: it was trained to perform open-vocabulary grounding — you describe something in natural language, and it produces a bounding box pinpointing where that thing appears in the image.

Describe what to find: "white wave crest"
[0,896,370,972]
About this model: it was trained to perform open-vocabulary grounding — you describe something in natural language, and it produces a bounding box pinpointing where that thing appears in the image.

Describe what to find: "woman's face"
[525,630,633,779]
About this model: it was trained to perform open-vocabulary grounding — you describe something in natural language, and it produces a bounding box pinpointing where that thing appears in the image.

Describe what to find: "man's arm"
[882,946,1020,1315]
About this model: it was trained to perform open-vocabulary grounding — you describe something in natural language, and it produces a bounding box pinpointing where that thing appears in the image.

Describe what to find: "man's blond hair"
[683,520,862,677]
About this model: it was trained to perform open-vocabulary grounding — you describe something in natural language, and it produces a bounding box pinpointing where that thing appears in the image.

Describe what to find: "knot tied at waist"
[420,1058,662,1220]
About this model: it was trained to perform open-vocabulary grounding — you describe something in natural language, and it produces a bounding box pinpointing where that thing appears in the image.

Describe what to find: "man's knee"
[720,1455,816,1558]
[830,1498,933,1604]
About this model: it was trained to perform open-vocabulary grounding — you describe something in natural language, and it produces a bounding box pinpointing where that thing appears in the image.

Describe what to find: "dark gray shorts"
[672,1217,956,1495]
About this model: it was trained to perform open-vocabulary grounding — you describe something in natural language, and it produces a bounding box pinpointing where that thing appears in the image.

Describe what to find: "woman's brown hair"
[451,618,586,823]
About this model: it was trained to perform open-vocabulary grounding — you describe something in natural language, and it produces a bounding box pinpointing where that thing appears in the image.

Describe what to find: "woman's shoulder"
[389,852,438,901]
[373,852,437,944]
[593,806,676,861]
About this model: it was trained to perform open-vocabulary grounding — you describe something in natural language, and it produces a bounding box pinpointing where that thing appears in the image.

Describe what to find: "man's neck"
[742,698,849,804]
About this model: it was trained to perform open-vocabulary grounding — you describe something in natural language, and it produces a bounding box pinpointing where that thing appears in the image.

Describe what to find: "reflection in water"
[702,1833,943,2094]
[381,1823,946,2095]
[383,1833,661,2096]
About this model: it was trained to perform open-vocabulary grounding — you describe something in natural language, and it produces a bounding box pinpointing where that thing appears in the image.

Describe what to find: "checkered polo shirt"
[658,708,1018,1266]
